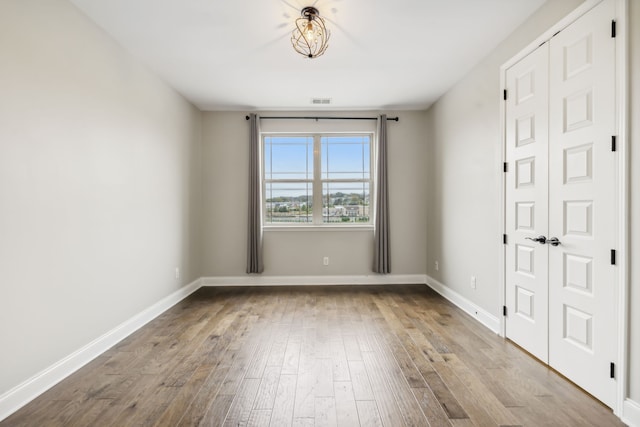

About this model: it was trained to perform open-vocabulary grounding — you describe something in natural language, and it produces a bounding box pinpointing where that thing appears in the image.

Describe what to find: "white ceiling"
[69,0,547,111]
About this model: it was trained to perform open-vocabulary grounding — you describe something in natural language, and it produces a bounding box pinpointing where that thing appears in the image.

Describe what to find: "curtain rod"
[245,115,399,122]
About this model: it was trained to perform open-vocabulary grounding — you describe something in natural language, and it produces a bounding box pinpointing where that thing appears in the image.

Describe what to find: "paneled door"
[547,0,617,408]
[504,44,550,363]
[504,0,617,408]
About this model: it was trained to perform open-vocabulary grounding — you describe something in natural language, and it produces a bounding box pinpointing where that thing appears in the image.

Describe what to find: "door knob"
[525,235,547,244]
[546,237,561,246]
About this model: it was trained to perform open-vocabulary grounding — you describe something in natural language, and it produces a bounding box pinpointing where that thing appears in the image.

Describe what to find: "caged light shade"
[291,6,330,59]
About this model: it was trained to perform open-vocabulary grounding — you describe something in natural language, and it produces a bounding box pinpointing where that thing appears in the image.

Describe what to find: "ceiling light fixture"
[291,6,330,59]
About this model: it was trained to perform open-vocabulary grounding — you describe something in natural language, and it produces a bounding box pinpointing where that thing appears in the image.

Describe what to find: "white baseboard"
[202,274,428,287]
[0,279,202,423]
[425,275,501,334]
[623,398,640,427]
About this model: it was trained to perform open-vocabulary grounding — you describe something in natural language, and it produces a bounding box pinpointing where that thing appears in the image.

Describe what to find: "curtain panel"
[247,113,264,273]
[374,114,390,274]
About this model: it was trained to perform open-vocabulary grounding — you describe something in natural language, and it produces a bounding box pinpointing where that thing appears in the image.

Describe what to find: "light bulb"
[305,22,315,42]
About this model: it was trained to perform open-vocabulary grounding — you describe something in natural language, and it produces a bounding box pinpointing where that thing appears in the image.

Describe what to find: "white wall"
[425,0,640,413]
[201,111,428,277]
[0,0,202,397]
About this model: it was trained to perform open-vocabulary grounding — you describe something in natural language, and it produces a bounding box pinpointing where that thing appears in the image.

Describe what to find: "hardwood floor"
[2,285,623,426]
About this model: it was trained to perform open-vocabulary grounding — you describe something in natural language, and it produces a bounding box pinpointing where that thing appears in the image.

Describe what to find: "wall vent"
[311,98,332,105]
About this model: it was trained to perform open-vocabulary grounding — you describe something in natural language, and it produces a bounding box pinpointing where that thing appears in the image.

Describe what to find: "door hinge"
[503,89,507,101]
[503,234,508,245]
[503,162,508,173]
[611,249,616,265]
[610,362,615,379]
[611,135,617,152]
[611,20,617,38]
[503,306,507,317]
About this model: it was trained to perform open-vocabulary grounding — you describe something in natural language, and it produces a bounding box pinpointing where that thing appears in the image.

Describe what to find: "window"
[263,133,373,226]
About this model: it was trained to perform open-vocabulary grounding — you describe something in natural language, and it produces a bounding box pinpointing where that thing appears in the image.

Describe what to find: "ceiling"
[69,0,547,111]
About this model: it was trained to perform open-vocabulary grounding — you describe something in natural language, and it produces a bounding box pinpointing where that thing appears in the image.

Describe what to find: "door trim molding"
[614,0,630,419]
[499,0,629,417]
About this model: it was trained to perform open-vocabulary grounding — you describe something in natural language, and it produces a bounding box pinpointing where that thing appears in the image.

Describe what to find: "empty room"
[1,0,639,425]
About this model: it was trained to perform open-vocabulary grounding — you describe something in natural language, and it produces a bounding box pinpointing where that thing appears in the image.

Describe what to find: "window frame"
[262,131,375,229]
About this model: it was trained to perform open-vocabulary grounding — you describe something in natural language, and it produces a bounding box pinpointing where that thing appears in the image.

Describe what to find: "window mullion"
[312,134,323,225]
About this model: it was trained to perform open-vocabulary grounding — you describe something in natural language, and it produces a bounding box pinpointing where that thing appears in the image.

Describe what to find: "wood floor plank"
[432,357,504,426]
[411,387,454,427]
[76,373,152,425]
[223,378,261,426]
[355,400,384,427]
[315,396,338,427]
[245,325,275,379]
[334,381,359,427]
[254,366,282,410]
[372,299,428,389]
[248,409,273,427]
[348,360,375,401]
[293,331,318,419]
[175,348,240,427]
[153,365,213,427]
[218,338,260,395]
[420,370,469,420]
[2,399,70,427]
[370,333,430,426]
[66,398,114,427]
[442,353,521,425]
[266,325,291,367]
[270,374,297,427]
[292,417,315,427]
[361,349,406,426]
[199,394,234,427]
[3,285,624,427]
[343,334,363,361]
[316,358,335,397]
[282,341,302,375]
[330,338,351,381]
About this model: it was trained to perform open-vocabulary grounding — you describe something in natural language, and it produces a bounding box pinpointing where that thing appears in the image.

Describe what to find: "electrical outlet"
[470,276,476,289]
[175,267,180,280]
[435,261,439,271]
[323,256,329,266]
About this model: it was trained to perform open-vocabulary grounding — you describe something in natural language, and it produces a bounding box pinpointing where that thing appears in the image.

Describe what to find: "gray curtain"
[374,114,390,274]
[247,113,264,273]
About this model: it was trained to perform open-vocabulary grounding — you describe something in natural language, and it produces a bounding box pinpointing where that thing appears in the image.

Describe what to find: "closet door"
[547,0,617,407]
[504,44,549,363]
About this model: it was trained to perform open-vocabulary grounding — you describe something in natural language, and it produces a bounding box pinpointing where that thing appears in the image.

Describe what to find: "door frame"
[498,0,629,416]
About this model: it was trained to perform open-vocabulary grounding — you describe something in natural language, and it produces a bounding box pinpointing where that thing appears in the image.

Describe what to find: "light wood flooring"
[2,285,624,426]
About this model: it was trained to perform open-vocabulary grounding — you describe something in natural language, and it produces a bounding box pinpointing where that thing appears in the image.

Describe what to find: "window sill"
[263,225,374,232]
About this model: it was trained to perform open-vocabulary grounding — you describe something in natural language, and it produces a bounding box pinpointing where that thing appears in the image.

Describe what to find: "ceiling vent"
[311,98,331,105]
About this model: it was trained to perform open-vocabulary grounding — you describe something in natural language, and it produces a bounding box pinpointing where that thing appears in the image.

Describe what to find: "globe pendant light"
[291,6,330,59]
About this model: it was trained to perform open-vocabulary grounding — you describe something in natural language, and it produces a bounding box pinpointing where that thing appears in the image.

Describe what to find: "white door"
[504,0,617,408]
[504,44,550,363]
[548,0,617,408]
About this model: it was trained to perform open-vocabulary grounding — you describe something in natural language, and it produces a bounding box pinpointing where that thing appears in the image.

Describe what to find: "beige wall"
[201,111,428,277]
[0,0,202,396]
